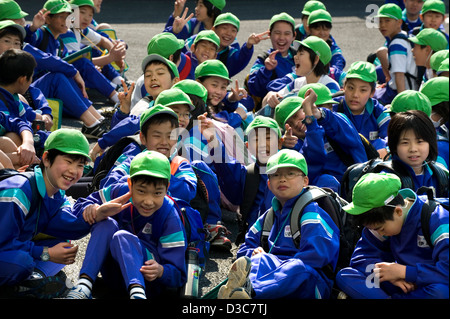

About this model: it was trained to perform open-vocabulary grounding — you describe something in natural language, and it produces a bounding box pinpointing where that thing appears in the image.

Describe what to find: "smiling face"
[140,121,178,158]
[200,76,229,106]
[214,23,238,48]
[170,104,191,129]
[247,128,281,166]
[285,108,307,139]
[421,11,445,30]
[270,21,295,56]
[42,153,85,195]
[143,62,177,99]
[129,179,166,217]
[343,78,375,115]
[192,40,218,63]
[396,128,430,174]
[294,48,316,77]
[195,0,209,22]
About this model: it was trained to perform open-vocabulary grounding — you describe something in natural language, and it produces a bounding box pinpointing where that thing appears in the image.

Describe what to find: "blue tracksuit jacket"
[336,189,449,299]
[0,107,32,137]
[237,190,340,298]
[333,96,390,151]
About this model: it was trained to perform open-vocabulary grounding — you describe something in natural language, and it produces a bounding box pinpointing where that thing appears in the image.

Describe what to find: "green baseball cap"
[44,0,73,14]
[141,54,179,78]
[269,12,295,29]
[69,0,95,8]
[385,90,432,116]
[146,32,184,58]
[172,79,208,104]
[213,12,240,31]
[129,150,171,180]
[307,9,332,25]
[245,116,282,138]
[298,83,338,106]
[266,149,308,176]
[294,35,332,65]
[343,173,402,215]
[302,1,326,16]
[437,58,449,73]
[409,28,447,52]
[0,0,28,20]
[430,49,449,71]
[345,61,377,83]
[154,88,195,111]
[375,3,402,20]
[139,104,179,130]
[207,0,226,11]
[195,59,231,82]
[44,128,90,159]
[274,96,305,128]
[420,77,449,106]
[421,0,446,15]
[0,20,26,39]
[193,30,220,48]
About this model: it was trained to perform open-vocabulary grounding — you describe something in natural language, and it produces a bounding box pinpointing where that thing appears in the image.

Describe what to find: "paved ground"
[16,0,449,300]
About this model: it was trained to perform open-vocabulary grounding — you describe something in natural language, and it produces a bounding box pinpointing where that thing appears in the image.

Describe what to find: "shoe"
[218,256,252,299]
[66,286,92,299]
[12,271,68,299]
[211,234,232,251]
[228,287,251,299]
[82,121,109,139]
[207,222,231,242]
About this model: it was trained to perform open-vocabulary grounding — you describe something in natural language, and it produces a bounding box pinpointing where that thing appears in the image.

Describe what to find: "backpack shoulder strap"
[428,162,449,197]
[420,199,436,248]
[261,207,274,252]
[170,155,189,176]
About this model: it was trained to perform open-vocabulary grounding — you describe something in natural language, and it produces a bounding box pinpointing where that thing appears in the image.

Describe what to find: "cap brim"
[8,24,26,39]
[266,163,302,175]
[141,54,170,72]
[130,170,168,179]
[374,13,399,20]
[342,202,369,215]
[55,148,91,161]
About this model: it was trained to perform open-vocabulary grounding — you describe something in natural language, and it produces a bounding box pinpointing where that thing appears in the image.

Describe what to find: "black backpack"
[341,158,449,202]
[259,186,361,279]
[0,169,41,219]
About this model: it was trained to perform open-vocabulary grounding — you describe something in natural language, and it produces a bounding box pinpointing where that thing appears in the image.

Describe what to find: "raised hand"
[172,7,194,34]
[282,123,298,149]
[264,49,279,71]
[247,30,270,48]
[228,79,248,103]
[95,191,133,222]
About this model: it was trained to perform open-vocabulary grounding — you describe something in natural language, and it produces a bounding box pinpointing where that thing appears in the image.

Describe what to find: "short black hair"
[432,101,449,124]
[141,112,179,138]
[269,20,295,35]
[0,49,36,85]
[352,194,405,227]
[39,148,88,170]
[130,174,169,189]
[388,110,438,162]
[0,26,24,44]
[143,60,176,80]
[308,21,332,30]
[297,44,329,77]
[198,0,222,21]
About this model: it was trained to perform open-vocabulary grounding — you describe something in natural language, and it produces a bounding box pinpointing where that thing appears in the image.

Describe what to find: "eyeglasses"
[268,171,304,181]
[174,112,192,120]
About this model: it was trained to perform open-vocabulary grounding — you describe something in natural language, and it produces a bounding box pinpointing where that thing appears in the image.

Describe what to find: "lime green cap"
[195,59,231,82]
[207,0,226,11]
[385,90,432,116]
[213,12,240,31]
[141,54,179,78]
[294,35,332,65]
[0,20,26,39]
[409,28,447,52]
[44,0,73,14]
[343,173,402,215]
[421,0,446,15]
[269,12,295,29]
[245,116,282,138]
[44,128,90,159]
[172,79,208,104]
[266,149,308,176]
[130,150,171,180]
[302,1,326,16]
[375,3,402,20]
[194,30,220,48]
[69,0,95,8]
[437,58,449,73]
[345,61,377,83]
[154,88,195,111]
[274,96,305,128]
[0,0,28,20]
[430,49,449,71]
[307,9,332,25]
[420,77,449,106]
[139,104,179,130]
[298,83,338,106]
[146,32,184,58]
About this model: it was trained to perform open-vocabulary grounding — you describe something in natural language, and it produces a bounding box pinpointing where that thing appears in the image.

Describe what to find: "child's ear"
[127,177,132,192]
[41,151,50,168]
[278,138,283,150]
[302,175,309,187]
[172,77,180,85]
[139,131,146,145]
[190,43,196,52]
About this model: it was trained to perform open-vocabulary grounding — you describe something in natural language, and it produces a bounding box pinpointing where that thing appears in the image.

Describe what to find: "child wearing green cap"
[67,150,187,299]
[0,128,96,298]
[246,12,297,107]
[373,3,418,105]
[336,172,449,299]
[218,149,340,299]
[294,0,327,41]
[164,0,224,40]
[400,0,425,33]
[409,0,448,42]
[263,36,340,109]
[186,29,220,80]
[333,61,390,157]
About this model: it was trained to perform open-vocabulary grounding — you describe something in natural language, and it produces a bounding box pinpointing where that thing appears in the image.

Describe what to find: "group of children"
[0,0,448,300]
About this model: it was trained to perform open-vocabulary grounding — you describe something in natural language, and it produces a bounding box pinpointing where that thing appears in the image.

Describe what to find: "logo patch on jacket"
[142,223,152,234]
[284,225,292,238]
[417,235,430,248]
